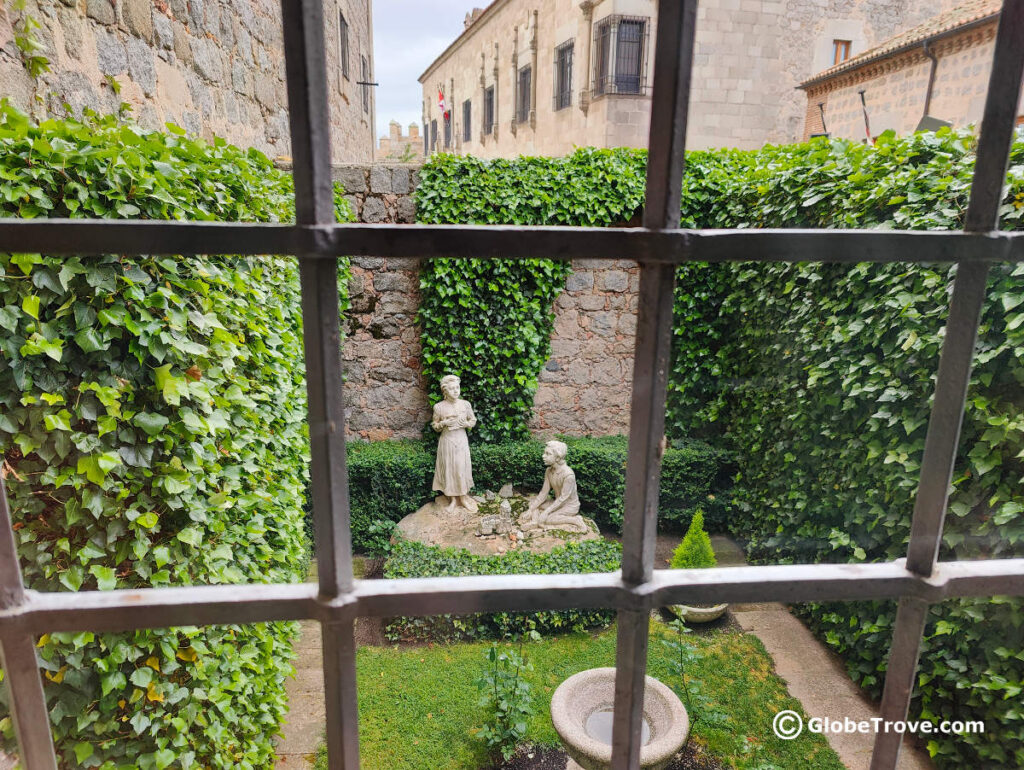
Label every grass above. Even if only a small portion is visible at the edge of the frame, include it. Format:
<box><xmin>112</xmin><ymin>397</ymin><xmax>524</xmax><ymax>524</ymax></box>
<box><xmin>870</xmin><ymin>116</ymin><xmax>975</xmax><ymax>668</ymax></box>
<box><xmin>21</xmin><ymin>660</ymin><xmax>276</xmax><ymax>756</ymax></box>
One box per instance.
<box><xmin>312</xmin><ymin>620</ymin><xmax>844</xmax><ymax>770</ymax></box>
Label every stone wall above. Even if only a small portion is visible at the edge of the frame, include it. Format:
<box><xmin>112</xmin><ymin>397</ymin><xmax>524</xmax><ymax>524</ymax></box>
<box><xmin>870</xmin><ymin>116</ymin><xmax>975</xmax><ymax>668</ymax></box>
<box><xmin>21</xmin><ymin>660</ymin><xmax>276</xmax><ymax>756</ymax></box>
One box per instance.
<box><xmin>0</xmin><ymin>0</ymin><xmax>374</xmax><ymax>162</ymax></box>
<box><xmin>335</xmin><ymin>163</ymin><xmax>639</xmax><ymax>440</ymax></box>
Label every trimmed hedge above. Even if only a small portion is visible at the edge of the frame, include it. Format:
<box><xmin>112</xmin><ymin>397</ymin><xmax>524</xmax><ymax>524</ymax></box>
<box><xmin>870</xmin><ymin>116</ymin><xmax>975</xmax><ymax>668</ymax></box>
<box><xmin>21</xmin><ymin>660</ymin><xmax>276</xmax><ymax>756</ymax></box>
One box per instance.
<box><xmin>417</xmin><ymin>134</ymin><xmax>1024</xmax><ymax>767</ymax></box>
<box><xmin>346</xmin><ymin>435</ymin><xmax>732</xmax><ymax>553</ymax></box>
<box><xmin>383</xmin><ymin>538</ymin><xmax>622</xmax><ymax>641</ymax></box>
<box><xmin>0</xmin><ymin>105</ymin><xmax>351</xmax><ymax>768</ymax></box>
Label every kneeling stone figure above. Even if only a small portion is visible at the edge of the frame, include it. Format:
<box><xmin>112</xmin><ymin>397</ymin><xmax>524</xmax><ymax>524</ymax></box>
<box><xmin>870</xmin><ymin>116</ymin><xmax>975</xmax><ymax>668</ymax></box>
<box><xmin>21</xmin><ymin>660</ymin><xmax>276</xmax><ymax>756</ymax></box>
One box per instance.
<box><xmin>520</xmin><ymin>440</ymin><xmax>589</xmax><ymax>535</ymax></box>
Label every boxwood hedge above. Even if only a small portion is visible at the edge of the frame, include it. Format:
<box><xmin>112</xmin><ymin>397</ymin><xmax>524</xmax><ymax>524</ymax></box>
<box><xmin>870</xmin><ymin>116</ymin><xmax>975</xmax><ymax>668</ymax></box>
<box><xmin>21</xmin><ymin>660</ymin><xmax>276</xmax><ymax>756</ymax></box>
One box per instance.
<box><xmin>383</xmin><ymin>538</ymin><xmax>622</xmax><ymax>642</ymax></box>
<box><xmin>346</xmin><ymin>435</ymin><xmax>731</xmax><ymax>553</ymax></box>
<box><xmin>0</xmin><ymin>105</ymin><xmax>351</xmax><ymax>768</ymax></box>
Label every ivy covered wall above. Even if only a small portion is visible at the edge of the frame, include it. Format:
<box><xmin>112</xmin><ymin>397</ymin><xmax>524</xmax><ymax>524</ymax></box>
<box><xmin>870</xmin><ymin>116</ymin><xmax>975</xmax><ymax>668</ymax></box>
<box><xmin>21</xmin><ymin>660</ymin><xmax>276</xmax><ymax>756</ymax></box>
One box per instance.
<box><xmin>0</xmin><ymin>106</ymin><xmax>352</xmax><ymax>768</ymax></box>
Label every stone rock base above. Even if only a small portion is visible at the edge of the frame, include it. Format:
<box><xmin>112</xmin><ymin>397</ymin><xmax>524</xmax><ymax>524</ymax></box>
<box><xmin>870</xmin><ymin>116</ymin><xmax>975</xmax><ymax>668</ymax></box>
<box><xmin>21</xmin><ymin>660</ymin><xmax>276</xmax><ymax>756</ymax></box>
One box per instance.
<box><xmin>394</xmin><ymin>492</ymin><xmax>600</xmax><ymax>557</ymax></box>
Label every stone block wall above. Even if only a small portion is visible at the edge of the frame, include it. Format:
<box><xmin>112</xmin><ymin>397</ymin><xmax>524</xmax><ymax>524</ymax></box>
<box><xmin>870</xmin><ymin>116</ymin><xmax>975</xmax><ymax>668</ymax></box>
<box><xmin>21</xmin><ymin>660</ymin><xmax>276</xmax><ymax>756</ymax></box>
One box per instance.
<box><xmin>0</xmin><ymin>0</ymin><xmax>373</xmax><ymax>162</ymax></box>
<box><xmin>334</xmin><ymin>163</ymin><xmax>641</xmax><ymax>440</ymax></box>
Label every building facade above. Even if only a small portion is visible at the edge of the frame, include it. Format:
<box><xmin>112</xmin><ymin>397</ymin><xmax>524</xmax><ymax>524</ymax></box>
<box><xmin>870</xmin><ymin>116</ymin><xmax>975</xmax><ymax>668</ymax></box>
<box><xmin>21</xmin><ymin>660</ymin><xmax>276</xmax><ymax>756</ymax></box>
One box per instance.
<box><xmin>0</xmin><ymin>0</ymin><xmax>375</xmax><ymax>161</ymax></box>
<box><xmin>799</xmin><ymin>0</ymin><xmax>1022</xmax><ymax>141</ymax></box>
<box><xmin>419</xmin><ymin>0</ymin><xmax>947</xmax><ymax>157</ymax></box>
<box><xmin>377</xmin><ymin>120</ymin><xmax>424</xmax><ymax>162</ymax></box>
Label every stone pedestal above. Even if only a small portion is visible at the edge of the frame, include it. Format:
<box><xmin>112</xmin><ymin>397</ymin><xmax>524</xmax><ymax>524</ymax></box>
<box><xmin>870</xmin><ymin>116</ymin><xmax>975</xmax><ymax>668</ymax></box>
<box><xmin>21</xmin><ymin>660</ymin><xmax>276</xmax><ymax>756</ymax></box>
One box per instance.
<box><xmin>394</xmin><ymin>491</ymin><xmax>600</xmax><ymax>556</ymax></box>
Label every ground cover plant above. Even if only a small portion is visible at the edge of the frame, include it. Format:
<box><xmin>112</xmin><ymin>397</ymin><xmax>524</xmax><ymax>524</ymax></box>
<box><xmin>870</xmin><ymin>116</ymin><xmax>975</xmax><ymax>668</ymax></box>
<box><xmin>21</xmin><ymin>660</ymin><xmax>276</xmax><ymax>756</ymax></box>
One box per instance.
<box><xmin>313</xmin><ymin>622</ymin><xmax>844</xmax><ymax>770</ymax></box>
<box><xmin>416</xmin><ymin>132</ymin><xmax>1024</xmax><ymax>766</ymax></box>
<box><xmin>0</xmin><ymin>104</ymin><xmax>352</xmax><ymax>767</ymax></box>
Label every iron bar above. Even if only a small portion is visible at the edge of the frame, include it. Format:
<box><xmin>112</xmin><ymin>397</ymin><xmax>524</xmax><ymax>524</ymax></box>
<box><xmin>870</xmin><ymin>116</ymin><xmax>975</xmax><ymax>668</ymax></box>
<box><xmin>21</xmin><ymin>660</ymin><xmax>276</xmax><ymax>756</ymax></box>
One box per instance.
<box><xmin>280</xmin><ymin>0</ymin><xmax>360</xmax><ymax>767</ymax></box>
<box><xmin>1</xmin><ymin>220</ymin><xmax>1021</xmax><ymax>263</ymax></box>
<box><xmin>1</xmin><ymin>479</ymin><xmax>58</xmax><ymax>769</ymax></box>
<box><xmin>6</xmin><ymin>559</ymin><xmax>1024</xmax><ymax>636</ymax></box>
<box><xmin>614</xmin><ymin>2</ymin><xmax>698</xmax><ymax>768</ymax></box>
<box><xmin>0</xmin><ymin>633</ymin><xmax>58</xmax><ymax>770</ymax></box>
<box><xmin>872</xmin><ymin>2</ymin><xmax>1024</xmax><ymax>767</ymax></box>
<box><xmin>869</xmin><ymin>598</ymin><xmax>931</xmax><ymax>770</ymax></box>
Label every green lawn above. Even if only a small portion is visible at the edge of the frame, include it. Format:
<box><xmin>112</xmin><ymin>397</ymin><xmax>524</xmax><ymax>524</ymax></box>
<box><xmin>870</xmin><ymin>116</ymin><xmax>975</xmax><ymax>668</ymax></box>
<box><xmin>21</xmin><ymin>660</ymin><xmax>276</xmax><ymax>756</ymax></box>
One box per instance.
<box><xmin>317</xmin><ymin>620</ymin><xmax>844</xmax><ymax>770</ymax></box>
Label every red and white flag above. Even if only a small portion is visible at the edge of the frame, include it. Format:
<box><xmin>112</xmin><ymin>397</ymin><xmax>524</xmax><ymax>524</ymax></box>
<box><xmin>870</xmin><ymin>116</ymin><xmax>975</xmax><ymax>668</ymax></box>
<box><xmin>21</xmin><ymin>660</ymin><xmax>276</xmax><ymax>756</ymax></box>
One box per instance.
<box><xmin>438</xmin><ymin>87</ymin><xmax>449</xmax><ymax>120</ymax></box>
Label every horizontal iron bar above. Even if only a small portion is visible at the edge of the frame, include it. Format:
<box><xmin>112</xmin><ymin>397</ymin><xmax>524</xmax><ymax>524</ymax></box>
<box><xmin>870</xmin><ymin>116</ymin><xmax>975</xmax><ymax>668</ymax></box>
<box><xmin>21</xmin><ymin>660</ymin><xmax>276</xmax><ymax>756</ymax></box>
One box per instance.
<box><xmin>0</xmin><ymin>220</ymin><xmax>1022</xmax><ymax>263</ymax></box>
<box><xmin>3</xmin><ymin>558</ymin><xmax>1023</xmax><ymax>635</ymax></box>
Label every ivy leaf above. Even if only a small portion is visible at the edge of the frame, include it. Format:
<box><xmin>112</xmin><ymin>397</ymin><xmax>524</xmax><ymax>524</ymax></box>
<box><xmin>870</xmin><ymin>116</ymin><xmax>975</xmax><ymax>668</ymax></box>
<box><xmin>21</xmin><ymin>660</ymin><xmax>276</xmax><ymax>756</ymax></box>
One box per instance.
<box><xmin>134</xmin><ymin>412</ymin><xmax>169</xmax><ymax>437</ymax></box>
<box><xmin>21</xmin><ymin>293</ymin><xmax>40</xmax><ymax>319</ymax></box>
<box><xmin>89</xmin><ymin>565</ymin><xmax>116</xmax><ymax>591</ymax></box>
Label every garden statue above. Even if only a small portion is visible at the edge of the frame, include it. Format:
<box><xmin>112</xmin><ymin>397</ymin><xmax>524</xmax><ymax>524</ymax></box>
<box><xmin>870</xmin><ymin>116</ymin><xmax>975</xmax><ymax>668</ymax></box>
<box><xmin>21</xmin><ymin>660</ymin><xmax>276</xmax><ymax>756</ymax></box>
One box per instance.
<box><xmin>431</xmin><ymin>374</ymin><xmax>478</xmax><ymax>514</ymax></box>
<box><xmin>519</xmin><ymin>440</ymin><xmax>589</xmax><ymax>534</ymax></box>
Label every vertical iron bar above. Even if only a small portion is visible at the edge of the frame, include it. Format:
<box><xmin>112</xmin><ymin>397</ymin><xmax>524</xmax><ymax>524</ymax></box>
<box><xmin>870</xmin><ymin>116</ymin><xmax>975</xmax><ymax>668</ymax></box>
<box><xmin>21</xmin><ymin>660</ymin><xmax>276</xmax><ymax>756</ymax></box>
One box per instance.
<box><xmin>872</xmin><ymin>2</ymin><xmax>1024</xmax><ymax>767</ymax></box>
<box><xmin>280</xmin><ymin>0</ymin><xmax>359</xmax><ymax>768</ymax></box>
<box><xmin>0</xmin><ymin>477</ymin><xmax>58</xmax><ymax>769</ymax></box>
<box><xmin>612</xmin><ymin>3</ymin><xmax>697</xmax><ymax>770</ymax></box>
<box><xmin>869</xmin><ymin>599</ymin><xmax>930</xmax><ymax>770</ymax></box>
<box><xmin>905</xmin><ymin>0</ymin><xmax>1024</xmax><ymax>576</ymax></box>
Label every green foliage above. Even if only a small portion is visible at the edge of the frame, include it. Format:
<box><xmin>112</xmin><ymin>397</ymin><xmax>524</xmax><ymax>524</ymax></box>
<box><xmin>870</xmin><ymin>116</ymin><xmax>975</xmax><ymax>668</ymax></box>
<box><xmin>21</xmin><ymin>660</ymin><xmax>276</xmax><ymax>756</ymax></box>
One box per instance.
<box><xmin>316</xmin><ymin>623</ymin><xmax>843</xmax><ymax>770</ymax></box>
<box><xmin>661</xmin><ymin>619</ymin><xmax>728</xmax><ymax>745</ymax></box>
<box><xmin>383</xmin><ymin>538</ymin><xmax>621</xmax><ymax>641</ymax></box>
<box><xmin>416</xmin><ymin>149</ymin><xmax>648</xmax><ymax>442</ymax></box>
<box><xmin>670</xmin><ymin>509</ymin><xmax>716</xmax><ymax>570</ymax></box>
<box><xmin>415</xmin><ymin>257</ymin><xmax>570</xmax><ymax>443</ymax></box>
<box><xmin>475</xmin><ymin>636</ymin><xmax>539</xmax><ymax>764</ymax></box>
<box><xmin>343</xmin><ymin>436</ymin><xmax>731</xmax><ymax>551</ymax></box>
<box><xmin>0</xmin><ymin>103</ymin><xmax>352</xmax><ymax>767</ymax></box>
<box><xmin>666</xmin><ymin>128</ymin><xmax>1024</xmax><ymax>768</ymax></box>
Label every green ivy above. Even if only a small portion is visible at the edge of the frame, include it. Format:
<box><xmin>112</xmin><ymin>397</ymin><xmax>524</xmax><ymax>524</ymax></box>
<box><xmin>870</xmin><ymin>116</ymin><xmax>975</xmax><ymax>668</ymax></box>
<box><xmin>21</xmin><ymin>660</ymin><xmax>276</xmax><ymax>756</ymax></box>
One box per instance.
<box><xmin>415</xmin><ymin>149</ymin><xmax>647</xmax><ymax>442</ymax></box>
<box><xmin>0</xmin><ymin>103</ymin><xmax>353</xmax><ymax>768</ymax></box>
<box><xmin>383</xmin><ymin>538</ymin><xmax>622</xmax><ymax>642</ymax></box>
<box><xmin>669</xmin><ymin>129</ymin><xmax>1024</xmax><ymax>768</ymax></box>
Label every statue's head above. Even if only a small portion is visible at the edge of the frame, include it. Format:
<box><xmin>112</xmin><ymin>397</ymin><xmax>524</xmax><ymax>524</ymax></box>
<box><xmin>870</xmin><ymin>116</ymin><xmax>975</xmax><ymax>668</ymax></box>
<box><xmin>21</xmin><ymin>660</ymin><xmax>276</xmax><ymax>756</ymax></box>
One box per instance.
<box><xmin>543</xmin><ymin>440</ymin><xmax>568</xmax><ymax>466</ymax></box>
<box><xmin>440</xmin><ymin>374</ymin><xmax>461</xmax><ymax>399</ymax></box>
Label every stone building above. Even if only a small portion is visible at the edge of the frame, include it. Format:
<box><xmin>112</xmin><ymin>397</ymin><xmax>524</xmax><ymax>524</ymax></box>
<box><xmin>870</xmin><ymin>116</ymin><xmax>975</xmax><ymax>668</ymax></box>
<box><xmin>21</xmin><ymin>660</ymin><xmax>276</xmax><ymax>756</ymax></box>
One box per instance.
<box><xmin>0</xmin><ymin>0</ymin><xmax>375</xmax><ymax>161</ymax></box>
<box><xmin>799</xmin><ymin>0</ymin><xmax>1022</xmax><ymax>141</ymax></box>
<box><xmin>377</xmin><ymin>120</ymin><xmax>424</xmax><ymax>162</ymax></box>
<box><xmin>418</xmin><ymin>0</ymin><xmax>945</xmax><ymax>156</ymax></box>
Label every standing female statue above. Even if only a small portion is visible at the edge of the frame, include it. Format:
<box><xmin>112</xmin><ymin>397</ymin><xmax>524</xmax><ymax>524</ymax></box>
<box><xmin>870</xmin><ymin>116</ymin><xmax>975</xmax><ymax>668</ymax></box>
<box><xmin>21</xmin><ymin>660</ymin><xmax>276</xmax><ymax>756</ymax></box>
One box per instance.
<box><xmin>431</xmin><ymin>374</ymin><xmax>478</xmax><ymax>514</ymax></box>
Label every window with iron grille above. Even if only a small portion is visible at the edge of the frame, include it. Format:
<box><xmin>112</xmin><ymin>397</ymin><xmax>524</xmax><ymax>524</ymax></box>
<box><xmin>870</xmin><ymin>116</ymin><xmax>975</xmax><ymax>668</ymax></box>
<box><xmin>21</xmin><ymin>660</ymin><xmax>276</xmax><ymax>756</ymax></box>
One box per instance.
<box><xmin>1</xmin><ymin>3</ymin><xmax>1023</xmax><ymax>770</ymax></box>
<box><xmin>484</xmin><ymin>85</ymin><xmax>495</xmax><ymax>134</ymax></box>
<box><xmin>360</xmin><ymin>55</ymin><xmax>369</xmax><ymax>112</ymax></box>
<box><xmin>517</xmin><ymin>64</ymin><xmax>532</xmax><ymax>123</ymax></box>
<box><xmin>554</xmin><ymin>40</ymin><xmax>574</xmax><ymax>110</ymax></box>
<box><xmin>593</xmin><ymin>15</ymin><xmax>650</xmax><ymax>96</ymax></box>
<box><xmin>462</xmin><ymin>99</ymin><xmax>472</xmax><ymax>143</ymax></box>
<box><xmin>444</xmin><ymin>113</ymin><xmax>452</xmax><ymax>147</ymax></box>
<box><xmin>339</xmin><ymin>12</ymin><xmax>349</xmax><ymax>80</ymax></box>
<box><xmin>430</xmin><ymin>118</ymin><xmax>437</xmax><ymax>152</ymax></box>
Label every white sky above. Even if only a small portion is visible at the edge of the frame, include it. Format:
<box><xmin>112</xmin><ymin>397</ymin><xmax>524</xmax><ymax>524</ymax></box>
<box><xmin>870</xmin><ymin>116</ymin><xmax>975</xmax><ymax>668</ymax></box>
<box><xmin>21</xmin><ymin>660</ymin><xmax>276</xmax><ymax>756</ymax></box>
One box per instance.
<box><xmin>372</xmin><ymin>0</ymin><xmax>482</xmax><ymax>141</ymax></box>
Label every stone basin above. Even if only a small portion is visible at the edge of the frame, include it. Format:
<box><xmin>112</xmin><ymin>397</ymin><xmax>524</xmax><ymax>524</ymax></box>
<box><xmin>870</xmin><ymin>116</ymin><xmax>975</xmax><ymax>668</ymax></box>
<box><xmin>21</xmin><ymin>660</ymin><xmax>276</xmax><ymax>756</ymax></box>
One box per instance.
<box><xmin>550</xmin><ymin>668</ymin><xmax>689</xmax><ymax>770</ymax></box>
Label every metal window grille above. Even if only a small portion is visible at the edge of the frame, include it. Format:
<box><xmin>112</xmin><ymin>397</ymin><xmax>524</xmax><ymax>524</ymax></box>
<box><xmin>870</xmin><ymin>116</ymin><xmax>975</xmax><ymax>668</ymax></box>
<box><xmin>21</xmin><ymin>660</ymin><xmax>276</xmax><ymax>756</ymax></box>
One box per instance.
<box><xmin>1</xmin><ymin>2</ymin><xmax>1024</xmax><ymax>770</ymax></box>
<box><xmin>339</xmin><ymin>12</ymin><xmax>349</xmax><ymax>80</ymax></box>
<box><xmin>360</xmin><ymin>55</ymin><xmax>369</xmax><ymax>112</ymax></box>
<box><xmin>463</xmin><ymin>100</ymin><xmax>472</xmax><ymax>143</ymax></box>
<box><xmin>484</xmin><ymin>86</ymin><xmax>495</xmax><ymax>135</ymax></box>
<box><xmin>430</xmin><ymin>118</ymin><xmax>437</xmax><ymax>152</ymax></box>
<box><xmin>517</xmin><ymin>64</ymin><xmax>532</xmax><ymax>123</ymax></box>
<box><xmin>554</xmin><ymin>40</ymin><xmax>574</xmax><ymax>110</ymax></box>
<box><xmin>593</xmin><ymin>15</ymin><xmax>650</xmax><ymax>96</ymax></box>
<box><xmin>444</xmin><ymin>114</ymin><xmax>452</xmax><ymax>148</ymax></box>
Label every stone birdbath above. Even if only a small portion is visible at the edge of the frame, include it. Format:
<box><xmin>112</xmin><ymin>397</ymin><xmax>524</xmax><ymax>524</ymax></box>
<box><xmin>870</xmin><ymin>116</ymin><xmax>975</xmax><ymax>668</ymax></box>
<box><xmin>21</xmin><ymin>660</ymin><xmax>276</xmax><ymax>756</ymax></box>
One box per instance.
<box><xmin>550</xmin><ymin>668</ymin><xmax>689</xmax><ymax>770</ymax></box>
<box><xmin>670</xmin><ymin>602</ymin><xmax>729</xmax><ymax>624</ymax></box>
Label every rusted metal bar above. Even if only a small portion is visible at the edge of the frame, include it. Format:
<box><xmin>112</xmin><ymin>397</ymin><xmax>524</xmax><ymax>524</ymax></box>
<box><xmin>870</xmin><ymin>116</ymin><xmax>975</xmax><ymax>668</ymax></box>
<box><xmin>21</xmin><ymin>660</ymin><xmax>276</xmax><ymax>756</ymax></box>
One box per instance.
<box><xmin>1</xmin><ymin>220</ymin><xmax>1022</xmax><ymax>263</ymax></box>
<box><xmin>873</xmin><ymin>2</ymin><xmax>1024</xmax><ymax>767</ymax></box>
<box><xmin>4</xmin><ymin>559</ymin><xmax>1024</xmax><ymax>636</ymax></box>
<box><xmin>614</xmin><ymin>2</ymin><xmax>698</xmax><ymax>769</ymax></box>
<box><xmin>280</xmin><ymin>0</ymin><xmax>360</xmax><ymax>767</ymax></box>
<box><xmin>0</xmin><ymin>478</ymin><xmax>57</xmax><ymax>769</ymax></box>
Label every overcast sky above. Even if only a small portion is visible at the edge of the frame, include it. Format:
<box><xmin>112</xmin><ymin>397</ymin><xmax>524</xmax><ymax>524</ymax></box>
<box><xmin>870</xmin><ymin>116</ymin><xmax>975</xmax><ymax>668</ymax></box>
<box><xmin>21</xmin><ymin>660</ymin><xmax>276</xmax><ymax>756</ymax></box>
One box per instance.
<box><xmin>372</xmin><ymin>0</ymin><xmax>482</xmax><ymax>141</ymax></box>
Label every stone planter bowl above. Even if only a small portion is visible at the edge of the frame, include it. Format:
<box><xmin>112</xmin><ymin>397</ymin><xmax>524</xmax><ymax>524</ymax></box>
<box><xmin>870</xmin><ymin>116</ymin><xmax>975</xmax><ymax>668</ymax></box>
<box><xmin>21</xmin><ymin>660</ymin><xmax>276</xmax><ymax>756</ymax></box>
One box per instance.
<box><xmin>670</xmin><ymin>603</ymin><xmax>729</xmax><ymax>623</ymax></box>
<box><xmin>550</xmin><ymin>667</ymin><xmax>689</xmax><ymax>770</ymax></box>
